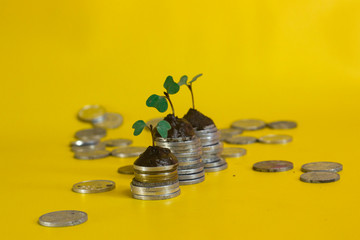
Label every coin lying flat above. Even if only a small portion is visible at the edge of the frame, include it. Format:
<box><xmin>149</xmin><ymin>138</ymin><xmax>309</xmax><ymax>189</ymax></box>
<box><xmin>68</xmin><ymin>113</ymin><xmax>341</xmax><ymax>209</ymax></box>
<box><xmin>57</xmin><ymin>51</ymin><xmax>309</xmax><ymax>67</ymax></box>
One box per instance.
<box><xmin>219</xmin><ymin>128</ymin><xmax>243</xmax><ymax>141</ymax></box>
<box><xmin>72</xmin><ymin>180</ymin><xmax>116</xmax><ymax>193</ymax></box>
<box><xmin>71</xmin><ymin>142</ymin><xmax>106</xmax><ymax>153</ymax></box>
<box><xmin>253</xmin><ymin>160</ymin><xmax>293</xmax><ymax>172</ymax></box>
<box><xmin>93</xmin><ymin>113</ymin><xmax>123</xmax><ymax>129</ymax></box>
<box><xmin>70</xmin><ymin>139</ymin><xmax>99</xmax><ymax>147</ymax></box>
<box><xmin>301</xmin><ymin>162</ymin><xmax>343</xmax><ymax>173</ymax></box>
<box><xmin>221</xmin><ymin>147</ymin><xmax>247</xmax><ymax>158</ymax></box>
<box><xmin>75</xmin><ymin>128</ymin><xmax>107</xmax><ymax>141</ymax></box>
<box><xmin>231</xmin><ymin>119</ymin><xmax>266</xmax><ymax>131</ymax></box>
<box><xmin>268</xmin><ymin>121</ymin><xmax>297</xmax><ymax>129</ymax></box>
<box><xmin>78</xmin><ymin>105</ymin><xmax>106</xmax><ymax>123</ymax></box>
<box><xmin>146</xmin><ymin>118</ymin><xmax>163</xmax><ymax>128</ymax></box>
<box><xmin>38</xmin><ymin>210</ymin><xmax>87</xmax><ymax>227</ymax></box>
<box><xmin>112</xmin><ymin>147</ymin><xmax>146</xmax><ymax>158</ymax></box>
<box><xmin>117</xmin><ymin>165</ymin><xmax>134</xmax><ymax>175</ymax></box>
<box><xmin>103</xmin><ymin>138</ymin><xmax>133</xmax><ymax>147</ymax></box>
<box><xmin>74</xmin><ymin>150</ymin><xmax>110</xmax><ymax>160</ymax></box>
<box><xmin>300</xmin><ymin>172</ymin><xmax>340</xmax><ymax>183</ymax></box>
<box><xmin>224</xmin><ymin>136</ymin><xmax>257</xmax><ymax>145</ymax></box>
<box><xmin>258</xmin><ymin>134</ymin><xmax>292</xmax><ymax>144</ymax></box>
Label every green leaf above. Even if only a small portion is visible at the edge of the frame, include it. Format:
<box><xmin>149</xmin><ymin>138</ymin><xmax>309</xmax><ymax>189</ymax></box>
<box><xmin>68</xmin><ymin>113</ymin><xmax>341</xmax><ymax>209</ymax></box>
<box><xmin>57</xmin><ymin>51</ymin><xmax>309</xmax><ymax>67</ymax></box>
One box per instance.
<box><xmin>189</xmin><ymin>73</ymin><xmax>203</xmax><ymax>83</ymax></box>
<box><xmin>156</xmin><ymin>120</ymin><xmax>172</xmax><ymax>138</ymax></box>
<box><xmin>146</xmin><ymin>94</ymin><xmax>168</xmax><ymax>112</ymax></box>
<box><xmin>178</xmin><ymin>75</ymin><xmax>188</xmax><ymax>86</ymax></box>
<box><xmin>132</xmin><ymin>120</ymin><xmax>146</xmax><ymax>136</ymax></box>
<box><xmin>163</xmin><ymin>76</ymin><xmax>180</xmax><ymax>94</ymax></box>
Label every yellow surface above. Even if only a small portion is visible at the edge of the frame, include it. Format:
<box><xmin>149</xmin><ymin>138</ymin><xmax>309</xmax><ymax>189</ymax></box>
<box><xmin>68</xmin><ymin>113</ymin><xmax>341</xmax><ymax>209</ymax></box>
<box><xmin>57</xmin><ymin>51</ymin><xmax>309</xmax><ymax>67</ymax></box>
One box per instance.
<box><xmin>1</xmin><ymin>0</ymin><xmax>360</xmax><ymax>239</ymax></box>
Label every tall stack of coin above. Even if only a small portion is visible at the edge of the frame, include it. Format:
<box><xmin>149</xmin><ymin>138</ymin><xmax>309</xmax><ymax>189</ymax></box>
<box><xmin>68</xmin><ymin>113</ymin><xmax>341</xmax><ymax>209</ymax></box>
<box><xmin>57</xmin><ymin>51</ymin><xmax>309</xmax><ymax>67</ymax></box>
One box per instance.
<box><xmin>155</xmin><ymin>136</ymin><xmax>205</xmax><ymax>185</ymax></box>
<box><xmin>194</xmin><ymin>124</ymin><xmax>227</xmax><ymax>172</ymax></box>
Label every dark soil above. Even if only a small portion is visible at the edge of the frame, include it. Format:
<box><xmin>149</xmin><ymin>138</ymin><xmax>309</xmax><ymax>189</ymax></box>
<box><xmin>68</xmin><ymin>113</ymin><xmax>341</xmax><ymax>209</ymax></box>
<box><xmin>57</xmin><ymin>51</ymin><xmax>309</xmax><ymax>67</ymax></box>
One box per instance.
<box><xmin>134</xmin><ymin>146</ymin><xmax>177</xmax><ymax>167</ymax></box>
<box><xmin>183</xmin><ymin>108</ymin><xmax>215</xmax><ymax>130</ymax></box>
<box><xmin>155</xmin><ymin>114</ymin><xmax>195</xmax><ymax>138</ymax></box>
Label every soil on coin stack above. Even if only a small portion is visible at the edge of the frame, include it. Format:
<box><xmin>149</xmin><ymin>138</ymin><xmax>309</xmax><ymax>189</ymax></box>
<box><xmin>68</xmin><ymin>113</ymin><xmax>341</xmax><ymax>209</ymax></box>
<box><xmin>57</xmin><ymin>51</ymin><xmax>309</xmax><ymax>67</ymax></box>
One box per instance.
<box><xmin>183</xmin><ymin>108</ymin><xmax>215</xmax><ymax>130</ymax></box>
<box><xmin>155</xmin><ymin>114</ymin><xmax>195</xmax><ymax>138</ymax></box>
<box><xmin>134</xmin><ymin>146</ymin><xmax>178</xmax><ymax>167</ymax></box>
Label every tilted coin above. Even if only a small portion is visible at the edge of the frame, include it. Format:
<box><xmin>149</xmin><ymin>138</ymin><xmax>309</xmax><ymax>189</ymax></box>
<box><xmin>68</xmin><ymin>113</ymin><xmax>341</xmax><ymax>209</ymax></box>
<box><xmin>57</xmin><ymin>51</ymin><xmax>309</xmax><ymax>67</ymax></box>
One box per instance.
<box><xmin>221</xmin><ymin>147</ymin><xmax>247</xmax><ymax>158</ymax></box>
<box><xmin>112</xmin><ymin>146</ymin><xmax>146</xmax><ymax>158</ymax></box>
<box><xmin>117</xmin><ymin>165</ymin><xmax>134</xmax><ymax>175</ymax></box>
<box><xmin>146</xmin><ymin>118</ymin><xmax>163</xmax><ymax>129</ymax></box>
<box><xmin>78</xmin><ymin>105</ymin><xmax>106</xmax><ymax>123</ymax></box>
<box><xmin>225</xmin><ymin>136</ymin><xmax>257</xmax><ymax>145</ymax></box>
<box><xmin>267</xmin><ymin>121</ymin><xmax>297</xmax><ymax>129</ymax></box>
<box><xmin>258</xmin><ymin>134</ymin><xmax>292</xmax><ymax>144</ymax></box>
<box><xmin>300</xmin><ymin>172</ymin><xmax>340</xmax><ymax>183</ymax></box>
<box><xmin>231</xmin><ymin>119</ymin><xmax>266</xmax><ymax>131</ymax></box>
<box><xmin>75</xmin><ymin>128</ymin><xmax>107</xmax><ymax>141</ymax></box>
<box><xmin>253</xmin><ymin>160</ymin><xmax>293</xmax><ymax>172</ymax></box>
<box><xmin>74</xmin><ymin>150</ymin><xmax>110</xmax><ymax>160</ymax></box>
<box><xmin>301</xmin><ymin>162</ymin><xmax>343</xmax><ymax>173</ymax></box>
<box><xmin>103</xmin><ymin>138</ymin><xmax>133</xmax><ymax>147</ymax></box>
<box><xmin>72</xmin><ymin>180</ymin><xmax>115</xmax><ymax>193</ymax></box>
<box><xmin>71</xmin><ymin>142</ymin><xmax>106</xmax><ymax>153</ymax></box>
<box><xmin>38</xmin><ymin>210</ymin><xmax>87</xmax><ymax>227</ymax></box>
<box><xmin>93</xmin><ymin>113</ymin><xmax>123</xmax><ymax>129</ymax></box>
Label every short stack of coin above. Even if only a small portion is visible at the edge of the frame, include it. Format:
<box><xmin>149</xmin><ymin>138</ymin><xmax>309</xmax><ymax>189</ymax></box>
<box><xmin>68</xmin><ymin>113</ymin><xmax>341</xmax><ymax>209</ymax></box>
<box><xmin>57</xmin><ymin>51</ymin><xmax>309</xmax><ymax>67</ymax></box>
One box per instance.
<box><xmin>194</xmin><ymin>124</ymin><xmax>227</xmax><ymax>172</ymax></box>
<box><xmin>130</xmin><ymin>164</ymin><xmax>181</xmax><ymax>200</ymax></box>
<box><xmin>155</xmin><ymin>136</ymin><xmax>205</xmax><ymax>185</ymax></box>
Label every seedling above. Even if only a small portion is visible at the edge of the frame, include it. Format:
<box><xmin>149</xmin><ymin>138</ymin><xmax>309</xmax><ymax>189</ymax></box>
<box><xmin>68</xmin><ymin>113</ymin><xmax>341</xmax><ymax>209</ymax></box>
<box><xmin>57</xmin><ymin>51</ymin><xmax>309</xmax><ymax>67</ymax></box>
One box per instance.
<box><xmin>132</xmin><ymin>120</ymin><xmax>171</xmax><ymax>146</ymax></box>
<box><xmin>178</xmin><ymin>73</ymin><xmax>203</xmax><ymax>109</ymax></box>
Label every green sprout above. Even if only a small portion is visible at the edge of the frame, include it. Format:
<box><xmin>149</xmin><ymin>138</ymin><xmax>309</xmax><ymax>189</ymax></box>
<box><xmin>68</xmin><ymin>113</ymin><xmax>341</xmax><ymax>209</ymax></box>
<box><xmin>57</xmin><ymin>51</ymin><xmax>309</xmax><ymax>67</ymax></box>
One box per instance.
<box><xmin>178</xmin><ymin>73</ymin><xmax>203</xmax><ymax>109</ymax></box>
<box><xmin>146</xmin><ymin>76</ymin><xmax>180</xmax><ymax>115</ymax></box>
<box><xmin>132</xmin><ymin>120</ymin><xmax>171</xmax><ymax>146</ymax></box>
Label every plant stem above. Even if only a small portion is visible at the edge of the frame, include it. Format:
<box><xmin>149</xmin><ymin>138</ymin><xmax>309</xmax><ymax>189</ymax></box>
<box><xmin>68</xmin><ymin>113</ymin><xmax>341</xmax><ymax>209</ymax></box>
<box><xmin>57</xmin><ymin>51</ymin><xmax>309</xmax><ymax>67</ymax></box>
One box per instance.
<box><xmin>164</xmin><ymin>91</ymin><xmax>175</xmax><ymax>115</ymax></box>
<box><xmin>148</xmin><ymin>125</ymin><xmax>155</xmax><ymax>146</ymax></box>
<box><xmin>187</xmin><ymin>84</ymin><xmax>195</xmax><ymax>109</ymax></box>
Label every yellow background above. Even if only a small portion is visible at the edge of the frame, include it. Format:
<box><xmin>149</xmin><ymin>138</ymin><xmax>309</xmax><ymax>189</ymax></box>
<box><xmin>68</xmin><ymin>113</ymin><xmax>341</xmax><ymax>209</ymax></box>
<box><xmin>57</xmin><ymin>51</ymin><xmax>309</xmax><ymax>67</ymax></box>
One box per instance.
<box><xmin>1</xmin><ymin>0</ymin><xmax>359</xmax><ymax>239</ymax></box>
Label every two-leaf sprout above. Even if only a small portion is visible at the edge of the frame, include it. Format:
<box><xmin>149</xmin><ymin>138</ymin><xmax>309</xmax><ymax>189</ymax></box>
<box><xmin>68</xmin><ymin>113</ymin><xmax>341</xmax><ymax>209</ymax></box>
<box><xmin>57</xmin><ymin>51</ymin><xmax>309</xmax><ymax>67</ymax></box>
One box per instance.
<box><xmin>178</xmin><ymin>73</ymin><xmax>203</xmax><ymax>109</ymax></box>
<box><xmin>132</xmin><ymin>120</ymin><xmax>171</xmax><ymax>146</ymax></box>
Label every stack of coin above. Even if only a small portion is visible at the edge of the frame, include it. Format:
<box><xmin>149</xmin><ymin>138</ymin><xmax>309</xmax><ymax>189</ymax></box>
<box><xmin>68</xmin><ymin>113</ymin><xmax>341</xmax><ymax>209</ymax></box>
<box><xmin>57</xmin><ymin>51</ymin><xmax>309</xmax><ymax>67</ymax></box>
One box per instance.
<box><xmin>155</xmin><ymin>136</ymin><xmax>205</xmax><ymax>185</ymax></box>
<box><xmin>130</xmin><ymin>164</ymin><xmax>181</xmax><ymax>200</ymax></box>
<box><xmin>194</xmin><ymin>125</ymin><xmax>227</xmax><ymax>172</ymax></box>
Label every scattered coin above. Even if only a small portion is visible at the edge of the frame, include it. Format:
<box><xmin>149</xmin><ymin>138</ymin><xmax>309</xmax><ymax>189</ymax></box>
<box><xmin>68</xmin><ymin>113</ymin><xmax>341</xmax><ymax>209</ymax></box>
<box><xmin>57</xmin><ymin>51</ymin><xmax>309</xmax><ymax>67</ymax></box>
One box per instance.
<box><xmin>221</xmin><ymin>147</ymin><xmax>247</xmax><ymax>158</ymax></box>
<box><xmin>75</xmin><ymin>128</ymin><xmax>107</xmax><ymax>141</ymax></box>
<box><xmin>253</xmin><ymin>160</ymin><xmax>293</xmax><ymax>172</ymax></box>
<box><xmin>258</xmin><ymin>134</ymin><xmax>292</xmax><ymax>144</ymax></box>
<box><xmin>224</xmin><ymin>136</ymin><xmax>257</xmax><ymax>145</ymax></box>
<box><xmin>70</xmin><ymin>139</ymin><xmax>99</xmax><ymax>147</ymax></box>
<box><xmin>72</xmin><ymin>180</ymin><xmax>116</xmax><ymax>193</ymax></box>
<box><xmin>71</xmin><ymin>142</ymin><xmax>106</xmax><ymax>153</ymax></box>
<box><xmin>112</xmin><ymin>147</ymin><xmax>146</xmax><ymax>158</ymax></box>
<box><xmin>38</xmin><ymin>210</ymin><xmax>88</xmax><ymax>227</ymax></box>
<box><xmin>103</xmin><ymin>138</ymin><xmax>133</xmax><ymax>147</ymax></box>
<box><xmin>146</xmin><ymin>118</ymin><xmax>163</xmax><ymax>129</ymax></box>
<box><xmin>231</xmin><ymin>119</ymin><xmax>266</xmax><ymax>131</ymax></box>
<box><xmin>93</xmin><ymin>113</ymin><xmax>123</xmax><ymax>129</ymax></box>
<box><xmin>78</xmin><ymin>105</ymin><xmax>106</xmax><ymax>123</ymax></box>
<box><xmin>74</xmin><ymin>150</ymin><xmax>110</xmax><ymax>160</ymax></box>
<box><xmin>301</xmin><ymin>162</ymin><xmax>343</xmax><ymax>173</ymax></box>
<box><xmin>219</xmin><ymin>128</ymin><xmax>243</xmax><ymax>141</ymax></box>
<box><xmin>268</xmin><ymin>121</ymin><xmax>297</xmax><ymax>129</ymax></box>
<box><xmin>117</xmin><ymin>165</ymin><xmax>134</xmax><ymax>175</ymax></box>
<box><xmin>300</xmin><ymin>172</ymin><xmax>340</xmax><ymax>183</ymax></box>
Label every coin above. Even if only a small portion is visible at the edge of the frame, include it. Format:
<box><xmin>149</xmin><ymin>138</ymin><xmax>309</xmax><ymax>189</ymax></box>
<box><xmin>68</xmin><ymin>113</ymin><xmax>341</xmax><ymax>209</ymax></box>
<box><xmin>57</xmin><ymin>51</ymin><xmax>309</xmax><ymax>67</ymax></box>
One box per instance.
<box><xmin>179</xmin><ymin>176</ymin><xmax>205</xmax><ymax>185</ymax></box>
<box><xmin>75</xmin><ymin>128</ymin><xmax>106</xmax><ymax>141</ymax></box>
<box><xmin>103</xmin><ymin>138</ymin><xmax>133</xmax><ymax>147</ymax></box>
<box><xmin>300</xmin><ymin>172</ymin><xmax>340</xmax><ymax>183</ymax></box>
<box><xmin>38</xmin><ymin>210</ymin><xmax>87</xmax><ymax>227</ymax></box>
<box><xmin>78</xmin><ymin>105</ymin><xmax>106</xmax><ymax>123</ymax></box>
<box><xmin>231</xmin><ymin>119</ymin><xmax>266</xmax><ymax>131</ymax></box>
<box><xmin>301</xmin><ymin>162</ymin><xmax>343</xmax><ymax>173</ymax></box>
<box><xmin>72</xmin><ymin>180</ymin><xmax>115</xmax><ymax>193</ymax></box>
<box><xmin>70</xmin><ymin>139</ymin><xmax>99</xmax><ymax>147</ymax></box>
<box><xmin>205</xmin><ymin>162</ymin><xmax>228</xmax><ymax>172</ymax></box>
<box><xmin>93</xmin><ymin>113</ymin><xmax>123</xmax><ymax>129</ymax></box>
<box><xmin>111</xmin><ymin>146</ymin><xmax>146</xmax><ymax>158</ymax></box>
<box><xmin>219</xmin><ymin>128</ymin><xmax>243</xmax><ymax>141</ymax></box>
<box><xmin>253</xmin><ymin>160</ymin><xmax>293</xmax><ymax>172</ymax></box>
<box><xmin>74</xmin><ymin>150</ymin><xmax>110</xmax><ymax>160</ymax></box>
<box><xmin>224</xmin><ymin>136</ymin><xmax>257</xmax><ymax>145</ymax></box>
<box><xmin>132</xmin><ymin>189</ymin><xmax>181</xmax><ymax>200</ymax></box>
<box><xmin>71</xmin><ymin>142</ymin><xmax>106</xmax><ymax>153</ymax></box>
<box><xmin>258</xmin><ymin>134</ymin><xmax>292</xmax><ymax>144</ymax></box>
<box><xmin>117</xmin><ymin>165</ymin><xmax>134</xmax><ymax>175</ymax></box>
<box><xmin>221</xmin><ymin>147</ymin><xmax>247</xmax><ymax>158</ymax></box>
<box><xmin>146</xmin><ymin>118</ymin><xmax>163</xmax><ymax>128</ymax></box>
<box><xmin>268</xmin><ymin>121</ymin><xmax>297</xmax><ymax>129</ymax></box>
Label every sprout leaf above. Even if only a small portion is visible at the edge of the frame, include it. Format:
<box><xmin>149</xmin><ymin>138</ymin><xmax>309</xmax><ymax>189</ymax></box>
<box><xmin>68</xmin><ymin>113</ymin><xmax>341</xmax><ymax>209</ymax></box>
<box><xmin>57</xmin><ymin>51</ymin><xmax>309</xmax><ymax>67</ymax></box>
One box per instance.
<box><xmin>132</xmin><ymin>120</ymin><xmax>146</xmax><ymax>136</ymax></box>
<box><xmin>189</xmin><ymin>73</ymin><xmax>203</xmax><ymax>83</ymax></box>
<box><xmin>156</xmin><ymin>120</ymin><xmax>171</xmax><ymax>138</ymax></box>
<box><xmin>163</xmin><ymin>76</ymin><xmax>180</xmax><ymax>94</ymax></box>
<box><xmin>146</xmin><ymin>94</ymin><xmax>168</xmax><ymax>112</ymax></box>
<box><xmin>178</xmin><ymin>75</ymin><xmax>188</xmax><ymax>86</ymax></box>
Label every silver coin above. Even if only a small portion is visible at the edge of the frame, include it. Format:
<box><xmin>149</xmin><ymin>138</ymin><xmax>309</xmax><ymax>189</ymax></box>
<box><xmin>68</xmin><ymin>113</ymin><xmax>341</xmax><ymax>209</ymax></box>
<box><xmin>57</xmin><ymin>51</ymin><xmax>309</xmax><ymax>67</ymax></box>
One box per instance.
<box><xmin>258</xmin><ymin>134</ymin><xmax>292</xmax><ymax>144</ymax></box>
<box><xmin>38</xmin><ymin>210</ymin><xmax>87</xmax><ymax>227</ymax></box>
<box><xmin>71</xmin><ymin>142</ymin><xmax>106</xmax><ymax>153</ymax></box>
<box><xmin>204</xmin><ymin>158</ymin><xmax>227</xmax><ymax>168</ymax></box>
<box><xmin>225</xmin><ymin>136</ymin><xmax>257</xmax><ymax>145</ymax></box>
<box><xmin>221</xmin><ymin>147</ymin><xmax>247</xmax><ymax>158</ymax></box>
<box><xmin>146</xmin><ymin>118</ymin><xmax>163</xmax><ymax>128</ymax></box>
<box><xmin>219</xmin><ymin>128</ymin><xmax>243</xmax><ymax>141</ymax></box>
<box><xmin>132</xmin><ymin>189</ymin><xmax>181</xmax><ymax>200</ymax></box>
<box><xmin>178</xmin><ymin>171</ymin><xmax>205</xmax><ymax>180</ymax></box>
<box><xmin>179</xmin><ymin>176</ymin><xmax>205</xmax><ymax>185</ymax></box>
<box><xmin>301</xmin><ymin>162</ymin><xmax>343</xmax><ymax>173</ymax></box>
<box><xmin>75</xmin><ymin>128</ymin><xmax>107</xmax><ymax>141</ymax></box>
<box><xmin>70</xmin><ymin>139</ymin><xmax>99</xmax><ymax>147</ymax></box>
<box><xmin>117</xmin><ymin>165</ymin><xmax>134</xmax><ymax>175</ymax></box>
<box><xmin>300</xmin><ymin>172</ymin><xmax>340</xmax><ymax>183</ymax></box>
<box><xmin>231</xmin><ymin>119</ymin><xmax>266</xmax><ymax>131</ymax></box>
<box><xmin>74</xmin><ymin>150</ymin><xmax>110</xmax><ymax>160</ymax></box>
<box><xmin>253</xmin><ymin>160</ymin><xmax>293</xmax><ymax>172</ymax></box>
<box><xmin>103</xmin><ymin>138</ymin><xmax>133</xmax><ymax>147</ymax></box>
<box><xmin>133</xmin><ymin>164</ymin><xmax>177</xmax><ymax>172</ymax></box>
<box><xmin>111</xmin><ymin>146</ymin><xmax>146</xmax><ymax>158</ymax></box>
<box><xmin>78</xmin><ymin>105</ymin><xmax>106</xmax><ymax>123</ymax></box>
<box><xmin>93</xmin><ymin>113</ymin><xmax>123</xmax><ymax>129</ymax></box>
<box><xmin>72</xmin><ymin>180</ymin><xmax>115</xmax><ymax>193</ymax></box>
<box><xmin>205</xmin><ymin>162</ymin><xmax>228</xmax><ymax>172</ymax></box>
<box><xmin>268</xmin><ymin>121</ymin><xmax>297</xmax><ymax>129</ymax></box>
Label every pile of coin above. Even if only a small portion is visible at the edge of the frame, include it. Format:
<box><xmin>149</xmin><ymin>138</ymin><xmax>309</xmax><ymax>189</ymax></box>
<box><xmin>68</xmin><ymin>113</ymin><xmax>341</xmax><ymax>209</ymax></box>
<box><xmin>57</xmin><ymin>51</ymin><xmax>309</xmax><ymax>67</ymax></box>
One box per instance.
<box><xmin>300</xmin><ymin>162</ymin><xmax>342</xmax><ymax>183</ymax></box>
<box><xmin>194</xmin><ymin>124</ymin><xmax>227</xmax><ymax>172</ymax></box>
<box><xmin>155</xmin><ymin>136</ymin><xmax>205</xmax><ymax>185</ymax></box>
<box><xmin>130</xmin><ymin>164</ymin><xmax>181</xmax><ymax>200</ymax></box>
<box><xmin>78</xmin><ymin>104</ymin><xmax>123</xmax><ymax>129</ymax></box>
